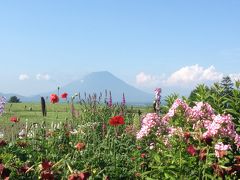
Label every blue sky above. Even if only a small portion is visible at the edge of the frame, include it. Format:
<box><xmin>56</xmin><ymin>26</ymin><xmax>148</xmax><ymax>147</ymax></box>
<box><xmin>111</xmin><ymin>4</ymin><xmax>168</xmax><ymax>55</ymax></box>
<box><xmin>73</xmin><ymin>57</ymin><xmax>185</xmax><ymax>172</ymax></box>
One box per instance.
<box><xmin>0</xmin><ymin>0</ymin><xmax>240</xmax><ymax>96</ymax></box>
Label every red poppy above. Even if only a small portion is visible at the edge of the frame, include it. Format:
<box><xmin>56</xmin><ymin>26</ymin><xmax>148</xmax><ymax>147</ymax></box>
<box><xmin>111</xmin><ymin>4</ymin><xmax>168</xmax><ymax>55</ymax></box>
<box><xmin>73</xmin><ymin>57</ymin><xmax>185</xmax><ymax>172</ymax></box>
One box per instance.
<box><xmin>50</xmin><ymin>94</ymin><xmax>59</xmax><ymax>104</ymax></box>
<box><xmin>75</xmin><ymin>142</ymin><xmax>86</xmax><ymax>151</ymax></box>
<box><xmin>187</xmin><ymin>145</ymin><xmax>197</xmax><ymax>156</ymax></box>
<box><xmin>61</xmin><ymin>92</ymin><xmax>68</xmax><ymax>99</ymax></box>
<box><xmin>10</xmin><ymin>116</ymin><xmax>19</xmax><ymax>123</ymax></box>
<box><xmin>109</xmin><ymin>116</ymin><xmax>125</xmax><ymax>126</ymax></box>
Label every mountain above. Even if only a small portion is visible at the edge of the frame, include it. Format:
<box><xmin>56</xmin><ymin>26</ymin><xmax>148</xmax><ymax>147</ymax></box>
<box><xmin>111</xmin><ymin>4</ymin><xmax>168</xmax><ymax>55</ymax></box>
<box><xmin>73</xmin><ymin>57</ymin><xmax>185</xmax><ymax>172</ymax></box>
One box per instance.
<box><xmin>55</xmin><ymin>71</ymin><xmax>153</xmax><ymax>103</ymax></box>
<box><xmin>39</xmin><ymin>71</ymin><xmax>153</xmax><ymax>104</ymax></box>
<box><xmin>1</xmin><ymin>71</ymin><xmax>154</xmax><ymax>104</ymax></box>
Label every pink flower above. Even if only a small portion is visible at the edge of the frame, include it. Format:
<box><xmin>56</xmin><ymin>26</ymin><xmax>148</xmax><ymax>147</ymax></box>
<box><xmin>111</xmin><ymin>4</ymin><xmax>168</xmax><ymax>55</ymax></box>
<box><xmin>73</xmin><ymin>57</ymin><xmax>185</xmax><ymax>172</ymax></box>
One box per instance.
<box><xmin>214</xmin><ymin>142</ymin><xmax>230</xmax><ymax>158</ymax></box>
<box><xmin>136</xmin><ymin>113</ymin><xmax>160</xmax><ymax>139</ymax></box>
<box><xmin>235</xmin><ymin>134</ymin><xmax>240</xmax><ymax>148</ymax></box>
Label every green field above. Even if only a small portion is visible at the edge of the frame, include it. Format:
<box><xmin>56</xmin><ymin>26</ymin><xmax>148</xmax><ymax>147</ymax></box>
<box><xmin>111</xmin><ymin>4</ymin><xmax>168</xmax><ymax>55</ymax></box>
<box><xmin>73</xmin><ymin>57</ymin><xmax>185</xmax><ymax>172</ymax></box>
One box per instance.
<box><xmin>0</xmin><ymin>102</ymin><xmax>151</xmax><ymax>139</ymax></box>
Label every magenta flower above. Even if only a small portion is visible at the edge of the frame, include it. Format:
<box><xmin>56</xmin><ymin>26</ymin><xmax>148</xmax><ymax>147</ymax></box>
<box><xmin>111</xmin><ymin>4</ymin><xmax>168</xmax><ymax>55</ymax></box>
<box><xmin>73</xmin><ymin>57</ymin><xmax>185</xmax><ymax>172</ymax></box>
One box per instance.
<box><xmin>122</xmin><ymin>93</ymin><xmax>126</xmax><ymax>106</ymax></box>
<box><xmin>108</xmin><ymin>91</ymin><xmax>112</xmax><ymax>107</ymax></box>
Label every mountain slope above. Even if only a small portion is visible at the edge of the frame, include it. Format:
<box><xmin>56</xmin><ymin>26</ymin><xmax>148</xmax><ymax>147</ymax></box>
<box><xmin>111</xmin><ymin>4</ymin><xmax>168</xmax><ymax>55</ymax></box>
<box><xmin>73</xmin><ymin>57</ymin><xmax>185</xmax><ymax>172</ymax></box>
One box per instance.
<box><xmin>59</xmin><ymin>71</ymin><xmax>153</xmax><ymax>103</ymax></box>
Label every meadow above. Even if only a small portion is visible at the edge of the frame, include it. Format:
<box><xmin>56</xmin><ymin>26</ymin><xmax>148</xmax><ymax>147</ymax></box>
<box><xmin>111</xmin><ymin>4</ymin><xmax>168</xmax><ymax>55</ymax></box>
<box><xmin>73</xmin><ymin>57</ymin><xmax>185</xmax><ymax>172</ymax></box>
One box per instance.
<box><xmin>0</xmin><ymin>78</ymin><xmax>240</xmax><ymax>179</ymax></box>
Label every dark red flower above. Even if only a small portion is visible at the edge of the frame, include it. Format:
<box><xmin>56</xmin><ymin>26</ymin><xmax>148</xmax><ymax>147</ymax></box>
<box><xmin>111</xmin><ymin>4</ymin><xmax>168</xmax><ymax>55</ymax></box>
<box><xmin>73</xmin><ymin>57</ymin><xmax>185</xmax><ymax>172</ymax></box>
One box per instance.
<box><xmin>68</xmin><ymin>172</ymin><xmax>90</xmax><ymax>180</ymax></box>
<box><xmin>203</xmin><ymin>136</ymin><xmax>213</xmax><ymax>146</ymax></box>
<box><xmin>41</xmin><ymin>170</ymin><xmax>54</xmax><ymax>180</ymax></box>
<box><xmin>0</xmin><ymin>140</ymin><xmax>7</xmax><ymax>147</ymax></box>
<box><xmin>0</xmin><ymin>163</ymin><xmax>11</xmax><ymax>180</ymax></box>
<box><xmin>41</xmin><ymin>160</ymin><xmax>53</xmax><ymax>171</ymax></box>
<box><xmin>50</xmin><ymin>94</ymin><xmax>59</xmax><ymax>104</ymax></box>
<box><xmin>109</xmin><ymin>116</ymin><xmax>125</xmax><ymax>126</ymax></box>
<box><xmin>187</xmin><ymin>145</ymin><xmax>197</xmax><ymax>156</ymax></box>
<box><xmin>61</xmin><ymin>92</ymin><xmax>68</xmax><ymax>99</ymax></box>
<box><xmin>10</xmin><ymin>116</ymin><xmax>19</xmax><ymax>123</ymax></box>
<box><xmin>19</xmin><ymin>164</ymin><xmax>30</xmax><ymax>174</ymax></box>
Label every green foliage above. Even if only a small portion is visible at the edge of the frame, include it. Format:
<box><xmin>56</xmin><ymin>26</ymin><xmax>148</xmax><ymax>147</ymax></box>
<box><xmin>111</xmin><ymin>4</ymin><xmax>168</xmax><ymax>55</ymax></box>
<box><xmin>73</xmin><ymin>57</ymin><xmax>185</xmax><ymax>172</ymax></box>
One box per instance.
<box><xmin>161</xmin><ymin>93</ymin><xmax>179</xmax><ymax>114</ymax></box>
<box><xmin>188</xmin><ymin>84</ymin><xmax>210</xmax><ymax>103</ymax></box>
<box><xmin>221</xmin><ymin>76</ymin><xmax>234</xmax><ymax>97</ymax></box>
<box><xmin>8</xmin><ymin>96</ymin><xmax>21</xmax><ymax>103</ymax></box>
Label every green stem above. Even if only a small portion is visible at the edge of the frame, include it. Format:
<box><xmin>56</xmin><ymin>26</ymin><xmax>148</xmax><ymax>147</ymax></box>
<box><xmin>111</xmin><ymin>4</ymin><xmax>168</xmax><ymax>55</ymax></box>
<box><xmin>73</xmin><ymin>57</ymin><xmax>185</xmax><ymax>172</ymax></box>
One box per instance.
<box><xmin>114</xmin><ymin>127</ymin><xmax>117</xmax><ymax>172</ymax></box>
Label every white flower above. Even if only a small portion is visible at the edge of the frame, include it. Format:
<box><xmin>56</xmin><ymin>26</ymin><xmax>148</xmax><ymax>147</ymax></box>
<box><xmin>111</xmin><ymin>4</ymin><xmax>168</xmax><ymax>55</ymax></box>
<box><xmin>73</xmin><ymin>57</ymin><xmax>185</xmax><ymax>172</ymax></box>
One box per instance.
<box><xmin>0</xmin><ymin>131</ymin><xmax>4</xmax><ymax>139</ymax></box>
<box><xmin>70</xmin><ymin>129</ymin><xmax>78</xmax><ymax>135</ymax></box>
<box><xmin>19</xmin><ymin>129</ymin><xmax>26</xmax><ymax>139</ymax></box>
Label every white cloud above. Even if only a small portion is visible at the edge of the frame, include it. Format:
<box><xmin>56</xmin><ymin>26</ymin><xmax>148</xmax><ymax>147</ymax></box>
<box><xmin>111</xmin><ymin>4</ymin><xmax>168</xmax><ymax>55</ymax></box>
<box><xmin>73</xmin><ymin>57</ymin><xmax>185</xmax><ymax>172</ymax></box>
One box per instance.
<box><xmin>135</xmin><ymin>65</ymin><xmax>229</xmax><ymax>90</ymax></box>
<box><xmin>166</xmin><ymin>64</ymin><xmax>223</xmax><ymax>86</ymax></box>
<box><xmin>136</xmin><ymin>72</ymin><xmax>165</xmax><ymax>87</ymax></box>
<box><xmin>36</xmin><ymin>74</ymin><xmax>50</xmax><ymax>80</ymax></box>
<box><xmin>19</xmin><ymin>74</ymin><xmax>30</xmax><ymax>81</ymax></box>
<box><xmin>136</xmin><ymin>72</ymin><xmax>154</xmax><ymax>84</ymax></box>
<box><xmin>229</xmin><ymin>73</ymin><xmax>240</xmax><ymax>81</ymax></box>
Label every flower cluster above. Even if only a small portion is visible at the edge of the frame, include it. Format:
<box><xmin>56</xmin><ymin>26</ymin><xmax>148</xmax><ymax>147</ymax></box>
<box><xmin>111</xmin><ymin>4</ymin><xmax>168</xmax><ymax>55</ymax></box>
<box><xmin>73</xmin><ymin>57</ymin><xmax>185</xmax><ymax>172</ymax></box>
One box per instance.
<box><xmin>0</xmin><ymin>96</ymin><xmax>6</xmax><ymax>116</ymax></box>
<box><xmin>136</xmin><ymin>113</ymin><xmax>160</xmax><ymax>139</ymax></box>
<box><xmin>137</xmin><ymin>98</ymin><xmax>240</xmax><ymax>158</ymax></box>
<box><xmin>203</xmin><ymin>114</ymin><xmax>236</xmax><ymax>140</ymax></box>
